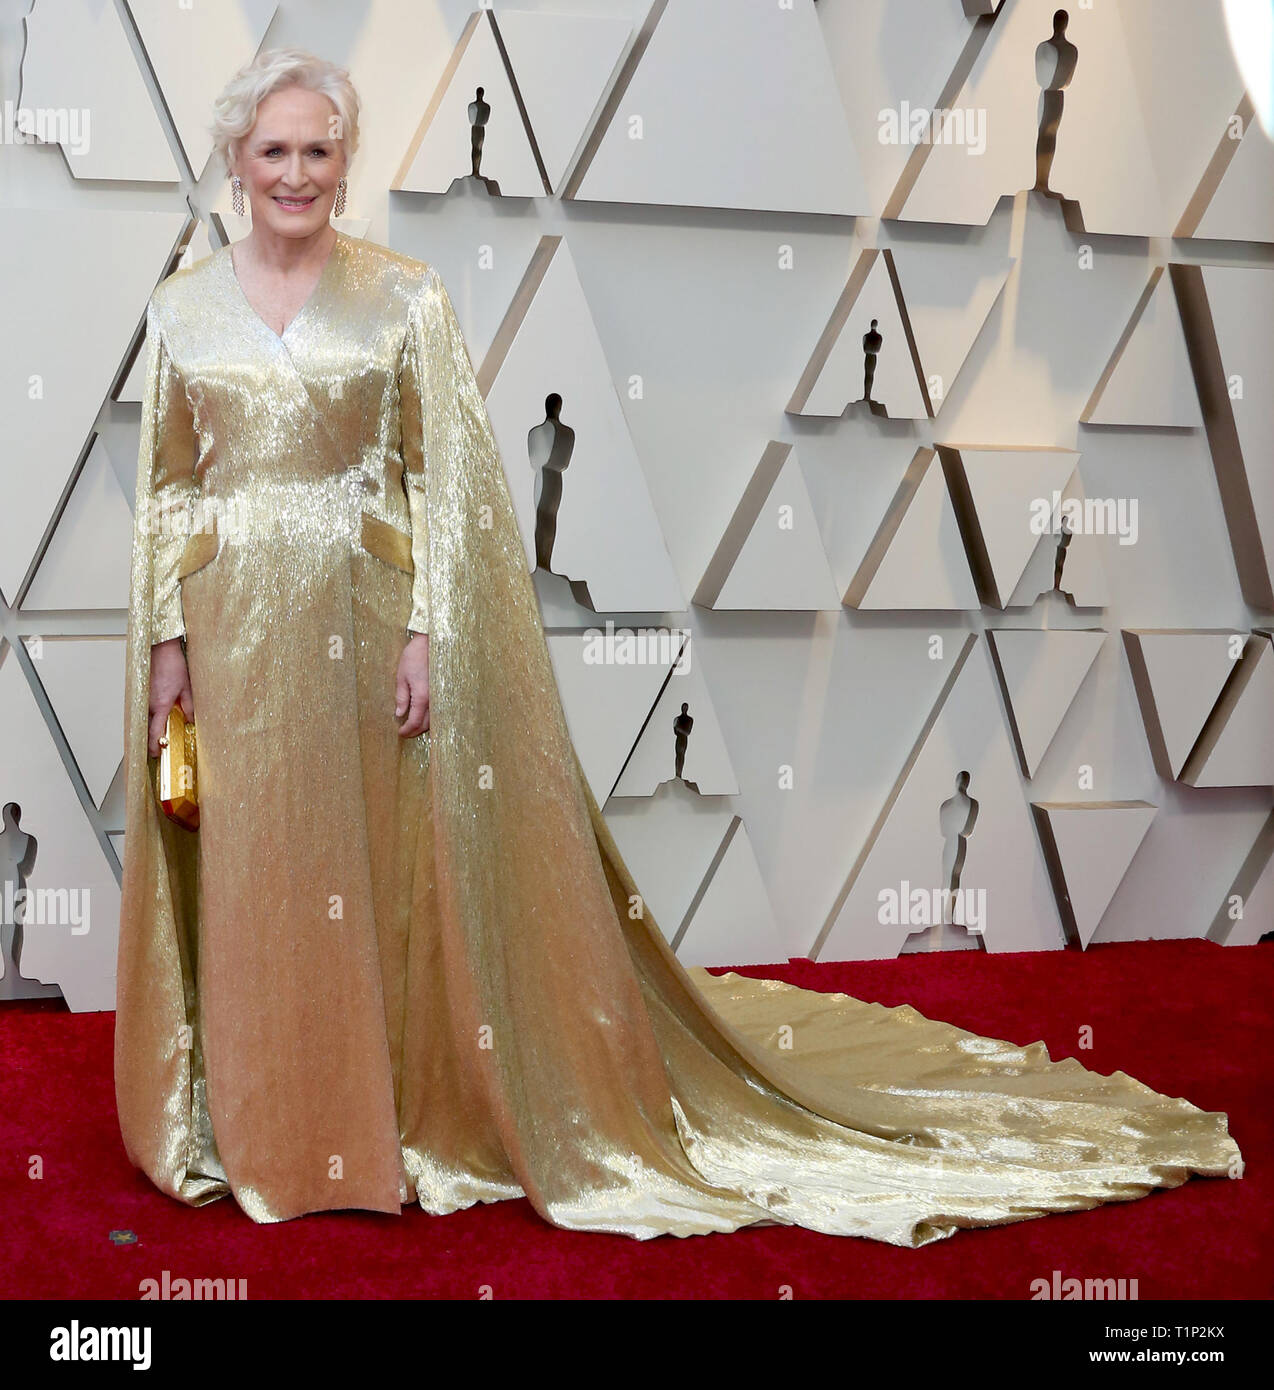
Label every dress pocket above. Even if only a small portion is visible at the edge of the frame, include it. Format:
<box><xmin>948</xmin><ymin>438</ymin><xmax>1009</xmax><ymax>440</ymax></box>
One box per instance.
<box><xmin>176</xmin><ymin>520</ymin><xmax>222</xmax><ymax>581</ymax></box>
<box><xmin>359</xmin><ymin>511</ymin><xmax>414</xmax><ymax>575</ymax></box>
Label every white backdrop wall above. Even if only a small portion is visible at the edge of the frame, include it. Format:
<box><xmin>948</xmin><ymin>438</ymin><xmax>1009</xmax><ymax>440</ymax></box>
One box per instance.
<box><xmin>0</xmin><ymin>0</ymin><xmax>1272</xmax><ymax>1011</ymax></box>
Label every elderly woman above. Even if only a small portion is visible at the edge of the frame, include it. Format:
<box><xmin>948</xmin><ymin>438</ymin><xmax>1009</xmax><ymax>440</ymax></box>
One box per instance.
<box><xmin>116</xmin><ymin>48</ymin><xmax>1240</xmax><ymax>1240</ymax></box>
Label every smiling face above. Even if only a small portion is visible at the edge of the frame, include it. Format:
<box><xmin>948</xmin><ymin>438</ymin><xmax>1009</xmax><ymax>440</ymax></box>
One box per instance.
<box><xmin>232</xmin><ymin>84</ymin><xmax>346</xmax><ymax>237</ymax></box>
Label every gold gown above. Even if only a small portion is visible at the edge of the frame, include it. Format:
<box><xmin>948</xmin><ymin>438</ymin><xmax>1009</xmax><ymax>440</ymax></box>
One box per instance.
<box><xmin>117</xmin><ymin>229</ymin><xmax>1241</xmax><ymax>1241</ymax></box>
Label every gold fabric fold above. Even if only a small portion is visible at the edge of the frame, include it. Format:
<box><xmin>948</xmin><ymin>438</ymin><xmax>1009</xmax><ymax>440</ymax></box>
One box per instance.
<box><xmin>117</xmin><ymin>232</ymin><xmax>1242</xmax><ymax>1244</ymax></box>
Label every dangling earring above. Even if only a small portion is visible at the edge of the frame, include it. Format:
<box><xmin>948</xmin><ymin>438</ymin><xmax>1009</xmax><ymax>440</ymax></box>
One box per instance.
<box><xmin>333</xmin><ymin>176</ymin><xmax>347</xmax><ymax>218</ymax></box>
<box><xmin>231</xmin><ymin>174</ymin><xmax>245</xmax><ymax>217</ymax></box>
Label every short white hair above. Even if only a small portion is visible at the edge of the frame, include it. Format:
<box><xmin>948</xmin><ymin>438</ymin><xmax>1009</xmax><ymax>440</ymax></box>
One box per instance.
<box><xmin>210</xmin><ymin>47</ymin><xmax>360</xmax><ymax>170</ymax></box>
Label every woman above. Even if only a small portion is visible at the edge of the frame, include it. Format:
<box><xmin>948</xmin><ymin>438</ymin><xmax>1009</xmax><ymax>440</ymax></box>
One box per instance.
<box><xmin>117</xmin><ymin>48</ymin><xmax>1240</xmax><ymax>1240</ymax></box>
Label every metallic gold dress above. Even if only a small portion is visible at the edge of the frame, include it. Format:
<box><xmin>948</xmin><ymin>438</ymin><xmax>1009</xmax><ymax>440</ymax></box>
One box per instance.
<box><xmin>116</xmin><ymin>230</ymin><xmax>1241</xmax><ymax>1241</ymax></box>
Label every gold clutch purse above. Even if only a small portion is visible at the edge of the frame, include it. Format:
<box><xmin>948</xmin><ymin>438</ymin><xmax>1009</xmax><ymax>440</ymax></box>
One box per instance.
<box><xmin>155</xmin><ymin>703</ymin><xmax>199</xmax><ymax>832</ymax></box>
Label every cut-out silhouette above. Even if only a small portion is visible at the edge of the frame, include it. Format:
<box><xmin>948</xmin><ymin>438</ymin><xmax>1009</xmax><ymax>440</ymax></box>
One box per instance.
<box><xmin>902</xmin><ymin>770</ymin><xmax>985</xmax><ymax>954</ymax></box>
<box><xmin>862</xmin><ymin>317</ymin><xmax>884</xmax><ymax>410</ymax></box>
<box><xmin>1034</xmin><ymin>10</ymin><xmax>1078</xmax><ymax>198</ymax></box>
<box><xmin>530</xmin><ymin>393</ymin><xmax>575</xmax><ymax>572</ymax></box>
<box><xmin>469</xmin><ymin>86</ymin><xmax>490</xmax><ymax>176</ymax></box>
<box><xmin>939</xmin><ymin>769</ymin><xmax>980</xmax><ymax>931</ymax></box>
<box><xmin>455</xmin><ymin>85</ymin><xmax>501</xmax><ymax>195</ymax></box>
<box><xmin>673</xmin><ymin>702</ymin><xmax>694</xmax><ymax>781</ymax></box>
<box><xmin>0</xmin><ymin>801</ymin><xmax>60</xmax><ymax>1001</ymax></box>
<box><xmin>526</xmin><ymin>393</ymin><xmax>595</xmax><ymax>610</ymax></box>
<box><xmin>1052</xmin><ymin>511</ymin><xmax>1076</xmax><ymax>603</ymax></box>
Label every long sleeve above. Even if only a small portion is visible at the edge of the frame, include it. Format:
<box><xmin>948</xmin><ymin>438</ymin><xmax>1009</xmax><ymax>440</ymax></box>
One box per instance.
<box><xmin>398</xmin><ymin>265</ymin><xmax>498</xmax><ymax>639</ymax></box>
<box><xmin>136</xmin><ymin>298</ymin><xmax>199</xmax><ymax>645</ymax></box>
<box><xmin>399</xmin><ymin>279</ymin><xmax>434</xmax><ymax>637</ymax></box>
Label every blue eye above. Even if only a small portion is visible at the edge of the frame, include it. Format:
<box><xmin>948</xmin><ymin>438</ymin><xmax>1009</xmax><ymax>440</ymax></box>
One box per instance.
<box><xmin>260</xmin><ymin>145</ymin><xmax>329</xmax><ymax>158</ymax></box>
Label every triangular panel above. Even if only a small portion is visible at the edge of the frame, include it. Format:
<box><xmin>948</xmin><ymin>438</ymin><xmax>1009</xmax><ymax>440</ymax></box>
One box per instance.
<box><xmin>695</xmin><ymin>442</ymin><xmax>841</xmax><ymax>612</ymax></box>
<box><xmin>575</xmin><ymin>0</ymin><xmax>869</xmax><ymax>214</ymax></box>
<box><xmin>482</xmin><ymin>238</ymin><xmax>685</xmax><ymax>613</ymax></box>
<box><xmin>1122</xmin><ymin>629</ymin><xmax>1243</xmax><ymax>779</ymax></box>
<box><xmin>675</xmin><ymin>820</ymin><xmax>786</xmax><ymax>968</ymax></box>
<box><xmin>814</xmin><ymin>635</ymin><xmax>1062</xmax><ymax>960</ymax></box>
<box><xmin>788</xmin><ymin>250</ymin><xmax>929</xmax><ymax>419</ymax></box>
<box><xmin>845</xmin><ymin>449</ymin><xmax>980</xmax><ymax>610</ymax></box>
<box><xmin>987</xmin><ymin>628</ymin><xmax>1106</xmax><ymax>777</ymax></box>
<box><xmin>1082</xmin><ymin>268</ymin><xmax>1201</xmax><ymax>427</ymax></box>
<box><xmin>1032</xmin><ymin>801</ymin><xmax>1157</xmax><ymax>948</ymax></box>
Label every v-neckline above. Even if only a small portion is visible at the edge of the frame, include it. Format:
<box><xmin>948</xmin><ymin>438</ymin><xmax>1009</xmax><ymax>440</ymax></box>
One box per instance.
<box><xmin>226</xmin><ymin>230</ymin><xmax>344</xmax><ymax>343</ymax></box>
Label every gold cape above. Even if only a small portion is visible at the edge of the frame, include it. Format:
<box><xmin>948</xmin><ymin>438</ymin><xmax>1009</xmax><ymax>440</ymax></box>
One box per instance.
<box><xmin>117</xmin><ymin>230</ymin><xmax>1241</xmax><ymax>1241</ymax></box>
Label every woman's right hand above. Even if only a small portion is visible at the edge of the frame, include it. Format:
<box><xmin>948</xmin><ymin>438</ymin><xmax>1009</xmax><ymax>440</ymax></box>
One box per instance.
<box><xmin>149</xmin><ymin>638</ymin><xmax>195</xmax><ymax>757</ymax></box>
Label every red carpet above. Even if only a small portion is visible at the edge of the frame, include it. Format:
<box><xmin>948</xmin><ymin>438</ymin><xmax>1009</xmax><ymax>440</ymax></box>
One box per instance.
<box><xmin>2</xmin><ymin>939</ymin><xmax>1268</xmax><ymax>1300</ymax></box>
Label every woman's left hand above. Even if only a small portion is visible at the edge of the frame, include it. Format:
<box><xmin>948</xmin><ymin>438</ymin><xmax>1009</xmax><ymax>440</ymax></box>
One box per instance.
<box><xmin>396</xmin><ymin>633</ymin><xmax>430</xmax><ymax>736</ymax></box>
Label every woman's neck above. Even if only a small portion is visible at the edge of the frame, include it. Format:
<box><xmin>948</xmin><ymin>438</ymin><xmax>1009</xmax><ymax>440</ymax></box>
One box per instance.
<box><xmin>236</xmin><ymin>223</ymin><xmax>337</xmax><ymax>276</ymax></box>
